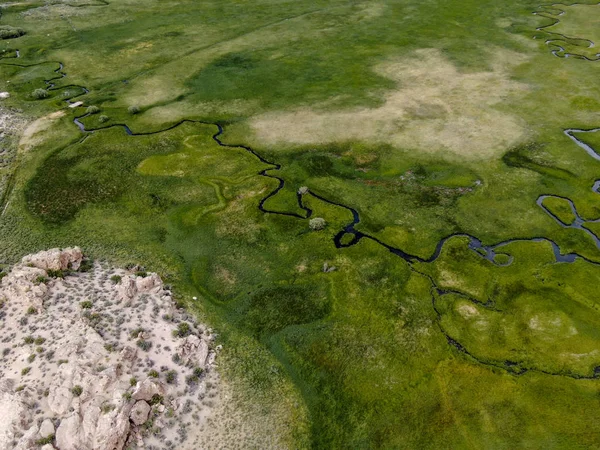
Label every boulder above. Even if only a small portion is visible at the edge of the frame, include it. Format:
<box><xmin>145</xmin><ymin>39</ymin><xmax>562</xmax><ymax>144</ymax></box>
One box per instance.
<box><xmin>115</xmin><ymin>275</ymin><xmax>136</xmax><ymax>302</ymax></box>
<box><xmin>132</xmin><ymin>379</ymin><xmax>165</xmax><ymax>402</ymax></box>
<box><xmin>39</xmin><ymin>418</ymin><xmax>55</xmax><ymax>439</ymax></box>
<box><xmin>176</xmin><ymin>334</ymin><xmax>209</xmax><ymax>368</ymax></box>
<box><xmin>130</xmin><ymin>401</ymin><xmax>150</xmax><ymax>426</ymax></box>
<box><xmin>135</xmin><ymin>273</ymin><xmax>162</xmax><ymax>293</ymax></box>
<box><xmin>55</xmin><ymin>413</ymin><xmax>82</xmax><ymax>450</ymax></box>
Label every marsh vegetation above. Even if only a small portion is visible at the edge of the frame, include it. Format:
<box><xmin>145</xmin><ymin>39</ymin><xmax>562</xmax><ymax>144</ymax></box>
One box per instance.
<box><xmin>1</xmin><ymin>0</ymin><xmax>600</xmax><ymax>448</ymax></box>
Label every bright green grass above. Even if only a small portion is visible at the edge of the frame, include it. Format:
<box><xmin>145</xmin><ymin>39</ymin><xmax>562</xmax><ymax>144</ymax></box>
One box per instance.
<box><xmin>2</xmin><ymin>0</ymin><xmax>600</xmax><ymax>448</ymax></box>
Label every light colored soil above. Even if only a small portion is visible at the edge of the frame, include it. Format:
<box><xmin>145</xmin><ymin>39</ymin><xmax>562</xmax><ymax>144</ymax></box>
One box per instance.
<box><xmin>18</xmin><ymin>110</ymin><xmax>65</xmax><ymax>152</ymax></box>
<box><xmin>250</xmin><ymin>48</ymin><xmax>530</xmax><ymax>159</ymax></box>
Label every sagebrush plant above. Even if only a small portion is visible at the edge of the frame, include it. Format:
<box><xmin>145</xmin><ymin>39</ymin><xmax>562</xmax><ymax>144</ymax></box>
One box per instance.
<box><xmin>31</xmin><ymin>88</ymin><xmax>48</xmax><ymax>99</ymax></box>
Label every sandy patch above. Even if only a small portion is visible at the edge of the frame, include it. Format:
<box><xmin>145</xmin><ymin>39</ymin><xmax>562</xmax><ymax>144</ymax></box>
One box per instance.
<box><xmin>457</xmin><ymin>303</ymin><xmax>479</xmax><ymax>318</ymax></box>
<box><xmin>250</xmin><ymin>48</ymin><xmax>530</xmax><ymax>159</ymax></box>
<box><xmin>18</xmin><ymin>110</ymin><xmax>65</xmax><ymax>152</ymax></box>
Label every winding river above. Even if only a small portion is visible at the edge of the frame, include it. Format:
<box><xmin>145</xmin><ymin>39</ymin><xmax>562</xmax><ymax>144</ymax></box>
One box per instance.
<box><xmin>2</xmin><ymin>2</ymin><xmax>600</xmax><ymax>379</ymax></box>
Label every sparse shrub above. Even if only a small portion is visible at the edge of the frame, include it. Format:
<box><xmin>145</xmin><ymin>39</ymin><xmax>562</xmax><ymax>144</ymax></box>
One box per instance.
<box><xmin>130</xmin><ymin>327</ymin><xmax>144</xmax><ymax>338</ymax></box>
<box><xmin>36</xmin><ymin>434</ymin><xmax>54</xmax><ymax>445</ymax></box>
<box><xmin>135</xmin><ymin>271</ymin><xmax>147</xmax><ymax>278</ymax></box>
<box><xmin>2</xmin><ymin>348</ymin><xmax>10</xmax><ymax>357</ymax></box>
<box><xmin>129</xmin><ymin>377</ymin><xmax>137</xmax><ymax>386</ymax></box>
<box><xmin>31</xmin><ymin>88</ymin><xmax>49</xmax><ymax>100</ymax></box>
<box><xmin>21</xmin><ymin>367</ymin><xmax>31</xmax><ymax>375</ymax></box>
<box><xmin>0</xmin><ymin>26</ymin><xmax>25</xmax><ymax>40</ymax></box>
<box><xmin>86</xmin><ymin>105</ymin><xmax>100</xmax><ymax>114</ymax></box>
<box><xmin>122</xmin><ymin>392</ymin><xmax>132</xmax><ymax>400</ymax></box>
<box><xmin>110</xmin><ymin>275</ymin><xmax>122</xmax><ymax>284</ymax></box>
<box><xmin>57</xmin><ymin>359</ymin><xmax>68</xmax><ymax>365</ymax></box>
<box><xmin>24</xmin><ymin>336</ymin><xmax>34</xmax><ymax>344</ymax></box>
<box><xmin>98</xmin><ymin>115</ymin><xmax>109</xmax><ymax>123</ymax></box>
<box><xmin>71</xmin><ymin>385</ymin><xmax>83</xmax><ymax>397</ymax></box>
<box><xmin>47</xmin><ymin>269</ymin><xmax>66</xmax><ymax>278</ymax></box>
<box><xmin>104</xmin><ymin>343</ymin><xmax>114</xmax><ymax>352</ymax></box>
<box><xmin>165</xmin><ymin>370</ymin><xmax>177</xmax><ymax>384</ymax></box>
<box><xmin>128</xmin><ymin>105</ymin><xmax>140</xmax><ymax>114</ymax></box>
<box><xmin>148</xmin><ymin>369</ymin><xmax>159</xmax><ymax>378</ymax></box>
<box><xmin>15</xmin><ymin>385</ymin><xmax>25</xmax><ymax>392</ymax></box>
<box><xmin>79</xmin><ymin>259</ymin><xmax>93</xmax><ymax>272</ymax></box>
<box><xmin>80</xmin><ymin>301</ymin><xmax>93</xmax><ymax>309</ymax></box>
<box><xmin>309</xmin><ymin>217</ymin><xmax>327</xmax><ymax>231</ymax></box>
<box><xmin>193</xmin><ymin>366</ymin><xmax>203</xmax><ymax>378</ymax></box>
<box><xmin>27</xmin><ymin>354</ymin><xmax>35</xmax><ymax>363</ymax></box>
<box><xmin>26</xmin><ymin>306</ymin><xmax>37</xmax><ymax>315</ymax></box>
<box><xmin>36</xmin><ymin>346</ymin><xmax>43</xmax><ymax>353</ymax></box>
<box><xmin>34</xmin><ymin>276</ymin><xmax>47</xmax><ymax>285</ymax></box>
<box><xmin>149</xmin><ymin>394</ymin><xmax>163</xmax><ymax>405</ymax></box>
<box><xmin>137</xmin><ymin>339</ymin><xmax>152</xmax><ymax>351</ymax></box>
<box><xmin>101</xmin><ymin>404</ymin><xmax>115</xmax><ymax>414</ymax></box>
<box><xmin>172</xmin><ymin>322</ymin><xmax>191</xmax><ymax>338</ymax></box>
<box><xmin>34</xmin><ymin>337</ymin><xmax>46</xmax><ymax>345</ymax></box>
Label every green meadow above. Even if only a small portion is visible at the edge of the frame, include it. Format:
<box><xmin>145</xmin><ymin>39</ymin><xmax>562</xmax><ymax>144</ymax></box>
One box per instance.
<box><xmin>1</xmin><ymin>0</ymin><xmax>600</xmax><ymax>447</ymax></box>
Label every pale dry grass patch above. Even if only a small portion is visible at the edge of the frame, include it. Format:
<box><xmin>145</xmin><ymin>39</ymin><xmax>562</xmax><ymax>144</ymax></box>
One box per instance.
<box><xmin>250</xmin><ymin>48</ymin><xmax>530</xmax><ymax>160</ymax></box>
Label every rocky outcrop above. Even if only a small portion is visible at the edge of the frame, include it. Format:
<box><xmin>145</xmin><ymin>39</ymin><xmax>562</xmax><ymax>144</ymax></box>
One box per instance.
<box><xmin>176</xmin><ymin>334</ymin><xmax>210</xmax><ymax>368</ymax></box>
<box><xmin>21</xmin><ymin>247</ymin><xmax>83</xmax><ymax>271</ymax></box>
<box><xmin>0</xmin><ymin>248</ymin><xmax>219</xmax><ymax>450</ymax></box>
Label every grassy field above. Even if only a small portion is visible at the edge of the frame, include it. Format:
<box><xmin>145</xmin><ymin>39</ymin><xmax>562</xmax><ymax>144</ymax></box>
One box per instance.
<box><xmin>1</xmin><ymin>0</ymin><xmax>600</xmax><ymax>448</ymax></box>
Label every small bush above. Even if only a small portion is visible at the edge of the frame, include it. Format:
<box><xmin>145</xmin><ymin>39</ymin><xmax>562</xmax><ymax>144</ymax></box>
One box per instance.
<box><xmin>165</xmin><ymin>370</ymin><xmax>177</xmax><ymax>384</ymax></box>
<box><xmin>309</xmin><ymin>217</ymin><xmax>327</xmax><ymax>231</ymax></box>
<box><xmin>0</xmin><ymin>26</ymin><xmax>25</xmax><ymax>40</ymax></box>
<box><xmin>36</xmin><ymin>434</ymin><xmax>54</xmax><ymax>445</ymax></box>
<box><xmin>80</xmin><ymin>301</ymin><xmax>93</xmax><ymax>309</ymax></box>
<box><xmin>23</xmin><ymin>336</ymin><xmax>34</xmax><ymax>344</ymax></box>
<box><xmin>31</xmin><ymin>88</ymin><xmax>49</xmax><ymax>100</ymax></box>
<box><xmin>79</xmin><ymin>259</ymin><xmax>93</xmax><ymax>272</ymax></box>
<box><xmin>26</xmin><ymin>306</ymin><xmax>37</xmax><ymax>315</ymax></box>
<box><xmin>86</xmin><ymin>105</ymin><xmax>100</xmax><ymax>114</ymax></box>
<box><xmin>130</xmin><ymin>327</ymin><xmax>144</xmax><ymax>338</ymax></box>
<box><xmin>130</xmin><ymin>377</ymin><xmax>137</xmax><ymax>386</ymax></box>
<box><xmin>101</xmin><ymin>404</ymin><xmax>115</xmax><ymax>414</ymax></box>
<box><xmin>34</xmin><ymin>337</ymin><xmax>46</xmax><ymax>345</ymax></box>
<box><xmin>47</xmin><ymin>269</ymin><xmax>66</xmax><ymax>278</ymax></box>
<box><xmin>135</xmin><ymin>271</ymin><xmax>147</xmax><ymax>278</ymax></box>
<box><xmin>136</xmin><ymin>339</ymin><xmax>152</xmax><ymax>351</ymax></box>
<box><xmin>27</xmin><ymin>354</ymin><xmax>36</xmax><ymax>363</ymax></box>
<box><xmin>98</xmin><ymin>115</ymin><xmax>109</xmax><ymax>123</ymax></box>
<box><xmin>148</xmin><ymin>369</ymin><xmax>159</xmax><ymax>378</ymax></box>
<box><xmin>149</xmin><ymin>394</ymin><xmax>163</xmax><ymax>405</ymax></box>
<box><xmin>172</xmin><ymin>322</ymin><xmax>191</xmax><ymax>338</ymax></box>
<box><xmin>110</xmin><ymin>275</ymin><xmax>122</xmax><ymax>284</ymax></box>
<box><xmin>21</xmin><ymin>367</ymin><xmax>31</xmax><ymax>375</ymax></box>
<box><xmin>34</xmin><ymin>276</ymin><xmax>47</xmax><ymax>285</ymax></box>
<box><xmin>71</xmin><ymin>385</ymin><xmax>83</xmax><ymax>397</ymax></box>
<box><xmin>128</xmin><ymin>105</ymin><xmax>140</xmax><ymax>114</ymax></box>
